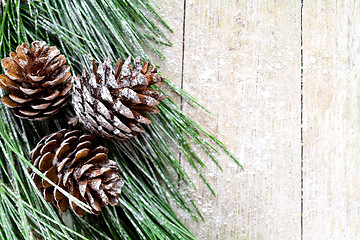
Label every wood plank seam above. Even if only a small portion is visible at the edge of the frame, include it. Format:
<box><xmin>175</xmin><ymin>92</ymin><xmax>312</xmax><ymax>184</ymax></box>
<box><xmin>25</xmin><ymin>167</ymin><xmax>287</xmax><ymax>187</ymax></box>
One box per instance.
<box><xmin>181</xmin><ymin>0</ymin><xmax>187</xmax><ymax>96</ymax></box>
<box><xmin>179</xmin><ymin>0</ymin><xmax>187</xmax><ymax>169</ymax></box>
<box><xmin>301</xmin><ymin>0</ymin><xmax>304</xmax><ymax>239</ymax></box>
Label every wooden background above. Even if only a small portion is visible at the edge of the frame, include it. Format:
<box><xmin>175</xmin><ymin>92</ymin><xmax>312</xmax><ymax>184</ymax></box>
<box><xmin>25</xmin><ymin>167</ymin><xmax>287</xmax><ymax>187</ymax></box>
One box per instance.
<box><xmin>152</xmin><ymin>0</ymin><xmax>360</xmax><ymax>239</ymax></box>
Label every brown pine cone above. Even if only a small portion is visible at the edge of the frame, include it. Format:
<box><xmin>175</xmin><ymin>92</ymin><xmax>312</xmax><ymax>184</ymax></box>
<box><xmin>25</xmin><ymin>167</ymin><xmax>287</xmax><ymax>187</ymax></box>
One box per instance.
<box><xmin>29</xmin><ymin>129</ymin><xmax>124</xmax><ymax>216</ymax></box>
<box><xmin>72</xmin><ymin>56</ymin><xmax>166</xmax><ymax>140</ymax></box>
<box><xmin>0</xmin><ymin>41</ymin><xmax>74</xmax><ymax>120</ymax></box>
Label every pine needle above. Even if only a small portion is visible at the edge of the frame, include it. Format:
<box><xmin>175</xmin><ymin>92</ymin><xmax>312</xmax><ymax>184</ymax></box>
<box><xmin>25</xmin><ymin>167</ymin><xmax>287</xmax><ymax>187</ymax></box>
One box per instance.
<box><xmin>0</xmin><ymin>0</ymin><xmax>241</xmax><ymax>239</ymax></box>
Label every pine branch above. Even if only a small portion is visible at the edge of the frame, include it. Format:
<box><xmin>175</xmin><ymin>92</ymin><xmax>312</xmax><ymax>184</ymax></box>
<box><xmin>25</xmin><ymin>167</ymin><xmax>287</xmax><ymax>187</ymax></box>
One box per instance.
<box><xmin>0</xmin><ymin>0</ymin><xmax>241</xmax><ymax>239</ymax></box>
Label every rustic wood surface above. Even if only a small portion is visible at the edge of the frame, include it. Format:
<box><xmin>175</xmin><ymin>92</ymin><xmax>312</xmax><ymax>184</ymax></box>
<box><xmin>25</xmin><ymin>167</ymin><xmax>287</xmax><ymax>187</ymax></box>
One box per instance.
<box><xmin>153</xmin><ymin>0</ymin><xmax>359</xmax><ymax>239</ymax></box>
<box><xmin>303</xmin><ymin>0</ymin><xmax>360</xmax><ymax>239</ymax></box>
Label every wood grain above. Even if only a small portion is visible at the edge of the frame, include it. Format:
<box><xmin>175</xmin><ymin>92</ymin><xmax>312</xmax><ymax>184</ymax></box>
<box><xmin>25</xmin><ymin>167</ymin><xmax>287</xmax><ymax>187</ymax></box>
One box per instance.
<box><xmin>153</xmin><ymin>0</ymin><xmax>360</xmax><ymax>239</ymax></box>
<box><xmin>155</xmin><ymin>0</ymin><xmax>302</xmax><ymax>239</ymax></box>
<box><xmin>303</xmin><ymin>0</ymin><xmax>360</xmax><ymax>239</ymax></box>
<box><xmin>147</xmin><ymin>0</ymin><xmax>184</xmax><ymax>89</ymax></box>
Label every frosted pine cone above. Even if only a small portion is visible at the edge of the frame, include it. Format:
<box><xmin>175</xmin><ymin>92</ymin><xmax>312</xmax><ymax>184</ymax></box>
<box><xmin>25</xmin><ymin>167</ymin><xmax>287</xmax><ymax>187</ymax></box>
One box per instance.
<box><xmin>72</xmin><ymin>57</ymin><xmax>166</xmax><ymax>140</ymax></box>
<box><xmin>0</xmin><ymin>41</ymin><xmax>73</xmax><ymax>120</ymax></box>
<box><xmin>29</xmin><ymin>129</ymin><xmax>124</xmax><ymax>216</ymax></box>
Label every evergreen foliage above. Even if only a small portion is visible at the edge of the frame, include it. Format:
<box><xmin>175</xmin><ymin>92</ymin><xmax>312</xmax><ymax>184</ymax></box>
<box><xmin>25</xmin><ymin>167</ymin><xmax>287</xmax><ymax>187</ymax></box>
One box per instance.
<box><xmin>0</xmin><ymin>0</ymin><xmax>241</xmax><ymax>239</ymax></box>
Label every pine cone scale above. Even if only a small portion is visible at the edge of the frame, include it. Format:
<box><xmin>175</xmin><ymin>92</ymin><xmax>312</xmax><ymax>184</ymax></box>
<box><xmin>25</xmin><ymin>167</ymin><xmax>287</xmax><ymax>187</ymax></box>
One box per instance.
<box><xmin>40</xmin><ymin>139</ymin><xmax>58</xmax><ymax>154</ymax></box>
<box><xmin>10</xmin><ymin>52</ymin><xmax>28</xmax><ymax>70</ymax></box>
<box><xmin>39</xmin><ymin>152</ymin><xmax>54</xmax><ymax>172</ymax></box>
<box><xmin>9</xmin><ymin>94</ymin><xmax>32</xmax><ymax>103</ymax></box>
<box><xmin>55</xmin><ymin>144</ymin><xmax>71</xmax><ymax>160</ymax></box>
<box><xmin>18</xmin><ymin>109</ymin><xmax>40</xmax><ymax>117</ymax></box>
<box><xmin>44</xmin><ymin>187</ymin><xmax>54</xmax><ymax>202</ymax></box>
<box><xmin>43</xmin><ymin>165</ymin><xmax>57</xmax><ymax>188</ymax></box>
<box><xmin>58</xmin><ymin>198</ymin><xmax>69</xmax><ymax>213</ymax></box>
<box><xmin>32</xmin><ymin>102</ymin><xmax>51</xmax><ymax>110</ymax></box>
<box><xmin>14</xmin><ymin>46</ymin><xmax>30</xmax><ymax>66</ymax></box>
<box><xmin>43</xmin><ymin>91</ymin><xmax>60</xmax><ymax>101</ymax></box>
<box><xmin>20</xmin><ymin>87</ymin><xmax>42</xmax><ymax>95</ymax></box>
<box><xmin>2</xmin><ymin>57</ymin><xmax>24</xmax><ymax>78</ymax></box>
<box><xmin>0</xmin><ymin>75</ymin><xmax>20</xmax><ymax>91</ymax></box>
<box><xmin>113</xmin><ymin>100</ymin><xmax>134</xmax><ymax>119</ymax></box>
<box><xmin>27</xmin><ymin>74</ymin><xmax>45</xmax><ymax>82</ymax></box>
<box><xmin>1</xmin><ymin>95</ymin><xmax>20</xmax><ymax>108</ymax></box>
<box><xmin>78</xmin><ymin>179</ymin><xmax>87</xmax><ymax>196</ymax></box>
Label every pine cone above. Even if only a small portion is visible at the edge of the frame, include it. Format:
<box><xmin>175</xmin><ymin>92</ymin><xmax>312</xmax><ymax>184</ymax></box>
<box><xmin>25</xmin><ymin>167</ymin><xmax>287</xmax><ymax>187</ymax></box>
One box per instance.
<box><xmin>29</xmin><ymin>129</ymin><xmax>124</xmax><ymax>216</ymax></box>
<box><xmin>72</xmin><ymin>57</ymin><xmax>166</xmax><ymax>140</ymax></box>
<box><xmin>0</xmin><ymin>41</ymin><xmax>74</xmax><ymax>120</ymax></box>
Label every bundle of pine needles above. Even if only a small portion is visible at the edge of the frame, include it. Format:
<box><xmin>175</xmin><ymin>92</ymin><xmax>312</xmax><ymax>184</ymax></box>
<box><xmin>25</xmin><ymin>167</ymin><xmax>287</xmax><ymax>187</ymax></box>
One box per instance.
<box><xmin>0</xmin><ymin>0</ymin><xmax>241</xmax><ymax>239</ymax></box>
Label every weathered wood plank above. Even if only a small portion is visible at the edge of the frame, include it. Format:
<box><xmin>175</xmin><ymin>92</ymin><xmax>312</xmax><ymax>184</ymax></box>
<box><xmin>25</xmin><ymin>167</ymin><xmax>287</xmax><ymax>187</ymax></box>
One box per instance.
<box><xmin>303</xmin><ymin>0</ymin><xmax>360</xmax><ymax>239</ymax></box>
<box><xmin>147</xmin><ymin>0</ymin><xmax>184</xmax><ymax>89</ymax></box>
<box><xmin>177</xmin><ymin>1</ymin><xmax>302</xmax><ymax>239</ymax></box>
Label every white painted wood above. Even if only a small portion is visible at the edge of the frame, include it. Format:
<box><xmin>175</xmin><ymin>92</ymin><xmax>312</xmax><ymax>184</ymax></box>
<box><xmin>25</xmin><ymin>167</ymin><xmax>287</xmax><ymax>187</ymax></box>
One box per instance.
<box><xmin>303</xmin><ymin>1</ymin><xmax>360</xmax><ymax>239</ymax></box>
<box><xmin>156</xmin><ymin>0</ymin><xmax>302</xmax><ymax>239</ymax></box>
<box><xmin>154</xmin><ymin>0</ymin><xmax>360</xmax><ymax>239</ymax></box>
